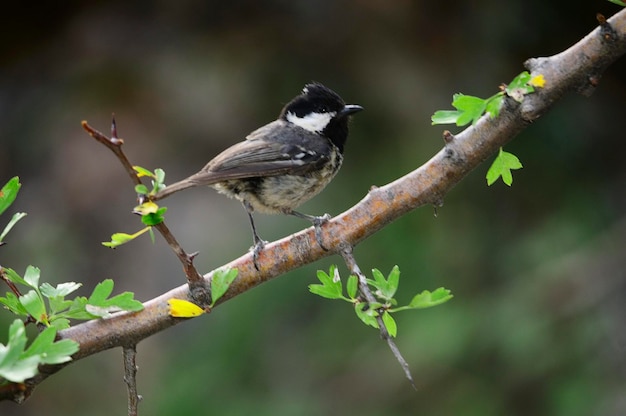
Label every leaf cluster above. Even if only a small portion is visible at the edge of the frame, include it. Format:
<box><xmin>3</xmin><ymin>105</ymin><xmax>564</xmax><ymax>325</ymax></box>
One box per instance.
<box><xmin>309</xmin><ymin>265</ymin><xmax>453</xmax><ymax>337</ymax></box>
<box><xmin>431</xmin><ymin>71</ymin><xmax>543</xmax><ymax>186</ymax></box>
<box><xmin>1</xmin><ymin>267</ymin><xmax>143</xmax><ymax>330</ymax></box>
<box><xmin>103</xmin><ymin>166</ymin><xmax>168</xmax><ymax>248</ymax></box>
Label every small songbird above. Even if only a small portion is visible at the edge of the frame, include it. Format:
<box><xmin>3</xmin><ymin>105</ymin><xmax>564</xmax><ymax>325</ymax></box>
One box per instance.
<box><xmin>153</xmin><ymin>82</ymin><xmax>363</xmax><ymax>260</ymax></box>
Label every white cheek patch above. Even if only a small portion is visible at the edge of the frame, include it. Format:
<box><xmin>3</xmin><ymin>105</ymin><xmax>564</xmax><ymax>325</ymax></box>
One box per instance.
<box><xmin>286</xmin><ymin>111</ymin><xmax>336</xmax><ymax>133</ymax></box>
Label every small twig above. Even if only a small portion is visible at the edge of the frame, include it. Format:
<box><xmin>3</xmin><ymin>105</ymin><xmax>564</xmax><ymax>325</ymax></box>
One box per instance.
<box><xmin>339</xmin><ymin>245</ymin><xmax>417</xmax><ymax>390</ymax></box>
<box><xmin>0</xmin><ymin>266</ymin><xmax>22</xmax><ymax>297</ymax></box>
<box><xmin>152</xmin><ymin>222</ymin><xmax>210</xmax><ymax>307</ymax></box>
<box><xmin>82</xmin><ymin>118</ymin><xmax>210</xmax><ymax>307</ymax></box>
<box><xmin>122</xmin><ymin>344</ymin><xmax>141</xmax><ymax>416</ymax></box>
<box><xmin>81</xmin><ymin>118</ymin><xmax>140</xmax><ymax>187</ymax></box>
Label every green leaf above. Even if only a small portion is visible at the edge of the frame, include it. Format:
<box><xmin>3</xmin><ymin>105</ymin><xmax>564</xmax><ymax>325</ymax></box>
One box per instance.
<box><xmin>486</xmin><ymin>147</ymin><xmax>523</xmax><ymax>186</ymax></box>
<box><xmin>84</xmin><ymin>279</ymin><xmax>143</xmax><ymax>318</ymax></box>
<box><xmin>40</xmin><ymin>282</ymin><xmax>82</xmax><ymax>298</ymax></box>
<box><xmin>346</xmin><ymin>275</ymin><xmax>358</xmax><ymax>300</ymax></box>
<box><xmin>451</xmin><ymin>94</ymin><xmax>487</xmax><ymax>126</ymax></box>
<box><xmin>0</xmin><ymin>320</ymin><xmax>40</xmax><ymax>382</ymax></box>
<box><xmin>408</xmin><ymin>287</ymin><xmax>454</xmax><ymax>309</ymax></box>
<box><xmin>354</xmin><ymin>302</ymin><xmax>380</xmax><ymax>329</ymax></box>
<box><xmin>0</xmin><ymin>292</ymin><xmax>29</xmax><ymax>316</ymax></box>
<box><xmin>431</xmin><ymin>110</ymin><xmax>462</xmax><ymax>125</ymax></box>
<box><xmin>0</xmin><ymin>177</ymin><xmax>21</xmax><ymax>216</ymax></box>
<box><xmin>49</xmin><ymin>318</ymin><xmax>71</xmax><ymax>330</ymax></box>
<box><xmin>135</xmin><ymin>184</ymin><xmax>150</xmax><ymax>195</ymax></box>
<box><xmin>20</xmin><ymin>290</ymin><xmax>48</xmax><ymax>325</ymax></box>
<box><xmin>506</xmin><ymin>71</ymin><xmax>534</xmax><ymax>102</ymax></box>
<box><xmin>382</xmin><ymin>311</ymin><xmax>397</xmax><ymax>338</ymax></box>
<box><xmin>23</xmin><ymin>326</ymin><xmax>78</xmax><ymax>365</ymax></box>
<box><xmin>0</xmin><ymin>212</ymin><xmax>27</xmax><ymax>242</ymax></box>
<box><xmin>102</xmin><ymin>228</ymin><xmax>151</xmax><ymax>248</ymax></box>
<box><xmin>154</xmin><ymin>168</ymin><xmax>165</xmax><ymax>184</ymax></box>
<box><xmin>369</xmin><ymin>266</ymin><xmax>400</xmax><ymax>301</ymax></box>
<box><xmin>89</xmin><ymin>279</ymin><xmax>114</xmax><ymax>304</ymax></box>
<box><xmin>608</xmin><ymin>0</ymin><xmax>626</xmax><ymax>5</ymax></box>
<box><xmin>0</xmin><ymin>320</ymin><xmax>27</xmax><ymax>367</ymax></box>
<box><xmin>133</xmin><ymin>166</ymin><xmax>154</xmax><ymax>178</ymax></box>
<box><xmin>23</xmin><ymin>266</ymin><xmax>41</xmax><ymax>288</ymax></box>
<box><xmin>210</xmin><ymin>268</ymin><xmax>239</xmax><ymax>307</ymax></box>
<box><xmin>485</xmin><ymin>94</ymin><xmax>504</xmax><ymax>118</ymax></box>
<box><xmin>2</xmin><ymin>268</ymin><xmax>30</xmax><ymax>288</ymax></box>
<box><xmin>309</xmin><ymin>268</ymin><xmax>344</xmax><ymax>300</ymax></box>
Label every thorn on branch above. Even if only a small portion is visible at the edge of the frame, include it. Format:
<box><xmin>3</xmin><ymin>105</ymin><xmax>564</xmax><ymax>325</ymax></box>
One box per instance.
<box><xmin>82</xmin><ymin>119</ymin><xmax>139</xmax><ymax>186</ymax></box>
<box><xmin>442</xmin><ymin>130</ymin><xmax>455</xmax><ymax>144</ymax></box>
<box><xmin>597</xmin><ymin>13</ymin><xmax>618</xmax><ymax>43</ymax></box>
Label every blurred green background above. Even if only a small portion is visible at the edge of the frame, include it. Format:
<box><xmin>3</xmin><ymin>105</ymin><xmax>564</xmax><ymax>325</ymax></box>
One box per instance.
<box><xmin>1</xmin><ymin>1</ymin><xmax>625</xmax><ymax>415</ymax></box>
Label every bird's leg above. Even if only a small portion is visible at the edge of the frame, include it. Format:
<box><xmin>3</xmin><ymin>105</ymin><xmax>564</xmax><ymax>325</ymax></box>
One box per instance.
<box><xmin>243</xmin><ymin>201</ymin><xmax>266</xmax><ymax>270</ymax></box>
<box><xmin>287</xmin><ymin>210</ymin><xmax>331</xmax><ymax>250</ymax></box>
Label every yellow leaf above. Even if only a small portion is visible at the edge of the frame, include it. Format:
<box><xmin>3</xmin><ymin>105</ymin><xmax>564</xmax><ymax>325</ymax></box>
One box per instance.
<box><xmin>133</xmin><ymin>201</ymin><xmax>159</xmax><ymax>215</ymax></box>
<box><xmin>168</xmin><ymin>299</ymin><xmax>205</xmax><ymax>318</ymax></box>
<box><xmin>529</xmin><ymin>74</ymin><xmax>545</xmax><ymax>88</ymax></box>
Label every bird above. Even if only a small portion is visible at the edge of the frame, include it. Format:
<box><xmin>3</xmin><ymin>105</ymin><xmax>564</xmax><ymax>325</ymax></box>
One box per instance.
<box><xmin>152</xmin><ymin>82</ymin><xmax>363</xmax><ymax>262</ymax></box>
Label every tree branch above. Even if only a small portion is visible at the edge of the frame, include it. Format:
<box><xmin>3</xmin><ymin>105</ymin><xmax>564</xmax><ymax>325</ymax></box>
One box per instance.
<box><xmin>3</xmin><ymin>8</ymin><xmax>626</xmax><ymax>404</ymax></box>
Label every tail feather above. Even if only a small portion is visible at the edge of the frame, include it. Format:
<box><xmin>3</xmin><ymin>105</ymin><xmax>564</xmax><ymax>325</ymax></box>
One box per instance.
<box><xmin>153</xmin><ymin>172</ymin><xmax>215</xmax><ymax>201</ymax></box>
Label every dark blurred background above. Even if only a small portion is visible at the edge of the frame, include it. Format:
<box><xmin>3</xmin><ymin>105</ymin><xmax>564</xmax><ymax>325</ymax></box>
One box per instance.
<box><xmin>1</xmin><ymin>1</ymin><xmax>625</xmax><ymax>415</ymax></box>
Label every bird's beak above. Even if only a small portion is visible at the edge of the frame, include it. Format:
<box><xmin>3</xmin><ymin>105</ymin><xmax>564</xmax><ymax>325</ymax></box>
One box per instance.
<box><xmin>340</xmin><ymin>104</ymin><xmax>364</xmax><ymax>118</ymax></box>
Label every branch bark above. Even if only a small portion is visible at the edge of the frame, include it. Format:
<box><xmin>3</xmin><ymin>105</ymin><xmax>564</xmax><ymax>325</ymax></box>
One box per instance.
<box><xmin>3</xmin><ymin>8</ymin><xmax>626</xmax><ymax>404</ymax></box>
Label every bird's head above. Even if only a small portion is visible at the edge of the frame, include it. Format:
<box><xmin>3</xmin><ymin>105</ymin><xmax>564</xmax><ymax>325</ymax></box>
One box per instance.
<box><xmin>280</xmin><ymin>83</ymin><xmax>363</xmax><ymax>151</ymax></box>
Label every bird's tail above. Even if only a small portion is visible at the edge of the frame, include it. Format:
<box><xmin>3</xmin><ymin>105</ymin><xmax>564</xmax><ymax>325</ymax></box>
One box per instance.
<box><xmin>152</xmin><ymin>172</ymin><xmax>215</xmax><ymax>201</ymax></box>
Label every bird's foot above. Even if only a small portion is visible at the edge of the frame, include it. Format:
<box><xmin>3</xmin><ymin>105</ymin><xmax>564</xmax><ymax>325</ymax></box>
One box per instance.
<box><xmin>311</xmin><ymin>213</ymin><xmax>331</xmax><ymax>251</ymax></box>
<box><xmin>249</xmin><ymin>239</ymin><xmax>267</xmax><ymax>271</ymax></box>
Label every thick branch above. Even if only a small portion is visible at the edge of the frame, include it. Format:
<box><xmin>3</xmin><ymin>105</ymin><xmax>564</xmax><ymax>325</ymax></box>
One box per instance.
<box><xmin>4</xmin><ymin>8</ymin><xmax>626</xmax><ymax>403</ymax></box>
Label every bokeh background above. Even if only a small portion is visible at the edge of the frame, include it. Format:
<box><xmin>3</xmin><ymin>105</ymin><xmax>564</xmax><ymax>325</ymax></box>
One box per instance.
<box><xmin>1</xmin><ymin>2</ymin><xmax>625</xmax><ymax>415</ymax></box>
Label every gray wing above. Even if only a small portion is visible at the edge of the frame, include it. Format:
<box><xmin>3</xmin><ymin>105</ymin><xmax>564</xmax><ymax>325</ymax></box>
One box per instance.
<box><xmin>189</xmin><ymin>120</ymin><xmax>334</xmax><ymax>183</ymax></box>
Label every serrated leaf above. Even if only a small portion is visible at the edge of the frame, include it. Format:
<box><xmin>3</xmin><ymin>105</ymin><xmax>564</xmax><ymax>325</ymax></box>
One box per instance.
<box><xmin>0</xmin><ymin>177</ymin><xmax>21</xmax><ymax>217</ymax></box>
<box><xmin>370</xmin><ymin>266</ymin><xmax>399</xmax><ymax>300</ymax></box>
<box><xmin>20</xmin><ymin>290</ymin><xmax>47</xmax><ymax>324</ymax></box>
<box><xmin>382</xmin><ymin>311</ymin><xmax>397</xmax><ymax>338</ymax></box>
<box><xmin>452</xmin><ymin>94</ymin><xmax>487</xmax><ymax>126</ymax></box>
<box><xmin>409</xmin><ymin>287</ymin><xmax>454</xmax><ymax>309</ymax></box>
<box><xmin>309</xmin><ymin>269</ymin><xmax>344</xmax><ymax>300</ymax></box>
<box><xmin>89</xmin><ymin>279</ymin><xmax>114</xmax><ymax>304</ymax></box>
<box><xmin>210</xmin><ymin>268</ymin><xmax>238</xmax><ymax>307</ymax></box>
<box><xmin>40</xmin><ymin>282</ymin><xmax>82</xmax><ymax>298</ymax></box>
<box><xmin>23</xmin><ymin>326</ymin><xmax>78</xmax><ymax>365</ymax></box>
<box><xmin>49</xmin><ymin>318</ymin><xmax>71</xmax><ymax>330</ymax></box>
<box><xmin>85</xmin><ymin>280</ymin><xmax>143</xmax><ymax>316</ymax></box>
<box><xmin>486</xmin><ymin>148</ymin><xmax>523</xmax><ymax>186</ymax></box>
<box><xmin>168</xmin><ymin>299</ymin><xmax>205</xmax><ymax>318</ymax></box>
